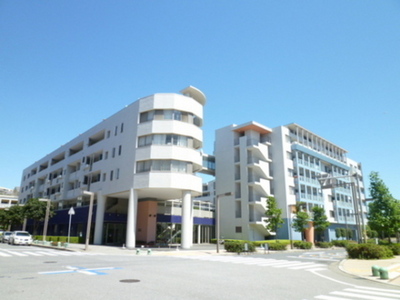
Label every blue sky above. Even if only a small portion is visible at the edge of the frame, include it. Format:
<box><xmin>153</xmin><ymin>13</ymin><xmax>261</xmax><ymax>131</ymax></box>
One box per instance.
<box><xmin>1</xmin><ymin>1</ymin><xmax>399</xmax><ymax>198</ymax></box>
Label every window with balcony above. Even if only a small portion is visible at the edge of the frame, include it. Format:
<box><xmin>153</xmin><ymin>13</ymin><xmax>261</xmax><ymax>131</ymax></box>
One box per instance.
<box><xmin>139</xmin><ymin>109</ymin><xmax>202</xmax><ymax>127</ymax></box>
<box><xmin>136</xmin><ymin>160</ymin><xmax>191</xmax><ymax>173</ymax></box>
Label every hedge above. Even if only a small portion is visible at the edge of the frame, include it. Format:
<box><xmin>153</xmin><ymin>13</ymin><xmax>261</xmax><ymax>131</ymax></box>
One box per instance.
<box><xmin>34</xmin><ymin>235</ymin><xmax>83</xmax><ymax>244</ymax></box>
<box><xmin>346</xmin><ymin>243</ymin><xmax>394</xmax><ymax>259</ymax></box>
<box><xmin>315</xmin><ymin>241</ymin><xmax>333</xmax><ymax>248</ymax></box>
<box><xmin>293</xmin><ymin>241</ymin><xmax>313</xmax><ymax>249</ymax></box>
<box><xmin>224</xmin><ymin>240</ymin><xmax>256</xmax><ymax>253</ymax></box>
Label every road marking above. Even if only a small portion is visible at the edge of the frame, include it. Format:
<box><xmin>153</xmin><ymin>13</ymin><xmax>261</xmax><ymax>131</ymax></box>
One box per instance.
<box><xmin>315</xmin><ymin>286</ymin><xmax>400</xmax><ymax>300</ymax></box>
<box><xmin>177</xmin><ymin>255</ymin><xmax>327</xmax><ymax>272</ymax></box>
<box><xmin>22</xmin><ymin>251</ymin><xmax>43</xmax><ymax>256</ymax></box>
<box><xmin>0</xmin><ymin>251</ymin><xmax>12</xmax><ymax>257</ymax></box>
<box><xmin>39</xmin><ymin>266</ymin><xmax>122</xmax><ymax>276</ymax></box>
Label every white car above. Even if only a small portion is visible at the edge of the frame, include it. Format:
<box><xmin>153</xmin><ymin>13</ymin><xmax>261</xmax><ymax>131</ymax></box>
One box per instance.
<box><xmin>8</xmin><ymin>231</ymin><xmax>33</xmax><ymax>246</ymax></box>
<box><xmin>1</xmin><ymin>231</ymin><xmax>12</xmax><ymax>243</ymax></box>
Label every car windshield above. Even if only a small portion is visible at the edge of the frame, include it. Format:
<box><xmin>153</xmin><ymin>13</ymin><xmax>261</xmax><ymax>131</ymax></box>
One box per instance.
<box><xmin>4</xmin><ymin>232</ymin><xmax>12</xmax><ymax>236</ymax></box>
<box><xmin>16</xmin><ymin>232</ymin><xmax>30</xmax><ymax>237</ymax></box>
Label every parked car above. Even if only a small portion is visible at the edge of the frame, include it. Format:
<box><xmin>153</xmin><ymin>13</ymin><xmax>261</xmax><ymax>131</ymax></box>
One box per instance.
<box><xmin>1</xmin><ymin>231</ymin><xmax>12</xmax><ymax>243</ymax></box>
<box><xmin>8</xmin><ymin>231</ymin><xmax>33</xmax><ymax>246</ymax></box>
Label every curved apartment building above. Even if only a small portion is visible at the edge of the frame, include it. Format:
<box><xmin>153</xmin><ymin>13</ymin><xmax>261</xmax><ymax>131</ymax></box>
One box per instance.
<box><xmin>19</xmin><ymin>86</ymin><xmax>206</xmax><ymax>249</ymax></box>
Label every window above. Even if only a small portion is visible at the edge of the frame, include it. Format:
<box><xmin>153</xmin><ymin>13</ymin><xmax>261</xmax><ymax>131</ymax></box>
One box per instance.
<box><xmin>289</xmin><ymin>186</ymin><xmax>295</xmax><ymax>195</ymax></box>
<box><xmin>110</xmin><ymin>170</ymin><xmax>114</xmax><ymax>181</ymax></box>
<box><xmin>112</xmin><ymin>148</ymin><xmax>116</xmax><ymax>158</ymax></box>
<box><xmin>114</xmin><ymin>126</ymin><xmax>118</xmax><ymax>136</ymax></box>
<box><xmin>235</xmin><ymin>201</ymin><xmax>241</xmax><ymax>218</ymax></box>
<box><xmin>136</xmin><ymin>160</ymin><xmax>190</xmax><ymax>173</ymax></box>
<box><xmin>118</xmin><ymin>145</ymin><xmax>122</xmax><ymax>156</ymax></box>
<box><xmin>105</xmin><ymin>151</ymin><xmax>108</xmax><ymax>159</ymax></box>
<box><xmin>116</xmin><ymin>168</ymin><xmax>120</xmax><ymax>180</ymax></box>
<box><xmin>107</xmin><ymin>131</ymin><xmax>110</xmax><ymax>138</ymax></box>
<box><xmin>102</xmin><ymin>173</ymin><xmax>106</xmax><ymax>182</ymax></box>
<box><xmin>235</xmin><ymin>226</ymin><xmax>242</xmax><ymax>233</ymax></box>
<box><xmin>120</xmin><ymin>123</ymin><xmax>124</xmax><ymax>133</ymax></box>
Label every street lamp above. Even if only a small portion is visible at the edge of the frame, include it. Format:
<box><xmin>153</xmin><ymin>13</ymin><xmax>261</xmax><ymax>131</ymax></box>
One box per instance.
<box><xmin>39</xmin><ymin>198</ymin><xmax>51</xmax><ymax>242</ymax></box>
<box><xmin>216</xmin><ymin>192</ymin><xmax>233</xmax><ymax>253</ymax></box>
<box><xmin>82</xmin><ymin>190</ymin><xmax>95</xmax><ymax>251</ymax></box>
<box><xmin>287</xmin><ymin>204</ymin><xmax>296</xmax><ymax>249</ymax></box>
<box><xmin>317</xmin><ymin>172</ymin><xmax>365</xmax><ymax>243</ymax></box>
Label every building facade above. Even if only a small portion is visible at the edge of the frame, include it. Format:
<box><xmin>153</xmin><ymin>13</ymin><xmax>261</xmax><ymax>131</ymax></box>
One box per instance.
<box><xmin>214</xmin><ymin>121</ymin><xmax>367</xmax><ymax>243</ymax></box>
<box><xmin>19</xmin><ymin>86</ymin><xmax>212</xmax><ymax>249</ymax></box>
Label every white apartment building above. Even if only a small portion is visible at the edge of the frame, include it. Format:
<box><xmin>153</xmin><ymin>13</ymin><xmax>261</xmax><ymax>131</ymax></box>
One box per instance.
<box><xmin>214</xmin><ymin>121</ymin><xmax>367</xmax><ymax>243</ymax></box>
<box><xmin>19</xmin><ymin>86</ymin><xmax>209</xmax><ymax>249</ymax></box>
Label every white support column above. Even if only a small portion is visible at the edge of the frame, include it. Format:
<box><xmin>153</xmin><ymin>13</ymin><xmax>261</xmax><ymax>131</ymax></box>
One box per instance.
<box><xmin>94</xmin><ymin>191</ymin><xmax>105</xmax><ymax>245</ymax></box>
<box><xmin>197</xmin><ymin>224</ymin><xmax>201</xmax><ymax>244</ymax></box>
<box><xmin>181</xmin><ymin>190</ymin><xmax>193</xmax><ymax>249</ymax></box>
<box><xmin>126</xmin><ymin>188</ymin><xmax>138</xmax><ymax>249</ymax></box>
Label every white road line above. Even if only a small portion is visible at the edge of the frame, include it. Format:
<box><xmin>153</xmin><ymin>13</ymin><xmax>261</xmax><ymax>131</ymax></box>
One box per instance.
<box><xmin>344</xmin><ymin>288</ymin><xmax>400</xmax><ymax>298</ymax></box>
<box><xmin>3</xmin><ymin>251</ymin><xmax>27</xmax><ymax>256</ymax></box>
<box><xmin>35</xmin><ymin>251</ymin><xmax>58</xmax><ymax>256</ymax></box>
<box><xmin>289</xmin><ymin>262</ymin><xmax>322</xmax><ymax>269</ymax></box>
<box><xmin>0</xmin><ymin>251</ymin><xmax>12</xmax><ymax>257</ymax></box>
<box><xmin>315</xmin><ymin>295</ymin><xmax>353</xmax><ymax>300</ymax></box>
<box><xmin>330</xmin><ymin>291</ymin><xmax>394</xmax><ymax>300</ymax></box>
<box><xmin>22</xmin><ymin>251</ymin><xmax>43</xmax><ymax>256</ymax></box>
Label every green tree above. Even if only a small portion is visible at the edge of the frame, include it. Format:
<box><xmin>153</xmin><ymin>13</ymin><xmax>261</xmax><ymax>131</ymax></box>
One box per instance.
<box><xmin>264</xmin><ymin>196</ymin><xmax>284</xmax><ymax>238</ymax></box>
<box><xmin>368</xmin><ymin>172</ymin><xmax>400</xmax><ymax>242</ymax></box>
<box><xmin>292</xmin><ymin>202</ymin><xmax>310</xmax><ymax>240</ymax></box>
<box><xmin>311</xmin><ymin>206</ymin><xmax>330</xmax><ymax>241</ymax></box>
<box><xmin>23</xmin><ymin>198</ymin><xmax>55</xmax><ymax>235</ymax></box>
<box><xmin>2</xmin><ymin>205</ymin><xmax>25</xmax><ymax>229</ymax></box>
<box><xmin>335</xmin><ymin>228</ymin><xmax>342</xmax><ymax>239</ymax></box>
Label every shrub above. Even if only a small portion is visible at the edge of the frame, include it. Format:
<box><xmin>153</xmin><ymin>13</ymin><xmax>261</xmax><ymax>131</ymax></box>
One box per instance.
<box><xmin>346</xmin><ymin>243</ymin><xmax>394</xmax><ymax>259</ymax></box>
<box><xmin>387</xmin><ymin>243</ymin><xmax>400</xmax><ymax>255</ymax></box>
<box><xmin>315</xmin><ymin>241</ymin><xmax>333</xmax><ymax>248</ymax></box>
<box><xmin>331</xmin><ymin>240</ymin><xmax>355</xmax><ymax>248</ymax></box>
<box><xmin>267</xmin><ymin>242</ymin><xmax>287</xmax><ymax>250</ymax></box>
<box><xmin>224</xmin><ymin>241</ymin><xmax>256</xmax><ymax>253</ymax></box>
<box><xmin>293</xmin><ymin>241</ymin><xmax>312</xmax><ymax>249</ymax></box>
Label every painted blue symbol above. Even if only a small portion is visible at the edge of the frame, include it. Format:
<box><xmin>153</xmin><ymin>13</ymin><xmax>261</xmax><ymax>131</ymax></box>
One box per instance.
<box><xmin>39</xmin><ymin>266</ymin><xmax>122</xmax><ymax>276</ymax></box>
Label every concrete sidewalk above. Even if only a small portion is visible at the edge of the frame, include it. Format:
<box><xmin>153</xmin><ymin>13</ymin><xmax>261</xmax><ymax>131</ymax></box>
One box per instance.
<box><xmin>37</xmin><ymin>243</ymin><xmax>400</xmax><ymax>286</ymax></box>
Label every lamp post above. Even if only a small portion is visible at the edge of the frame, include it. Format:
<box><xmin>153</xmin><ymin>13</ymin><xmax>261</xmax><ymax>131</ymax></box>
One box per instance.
<box><xmin>287</xmin><ymin>204</ymin><xmax>296</xmax><ymax>249</ymax></box>
<box><xmin>317</xmin><ymin>172</ymin><xmax>365</xmax><ymax>243</ymax></box>
<box><xmin>39</xmin><ymin>198</ymin><xmax>51</xmax><ymax>242</ymax></box>
<box><xmin>83</xmin><ymin>191</ymin><xmax>95</xmax><ymax>251</ymax></box>
<box><xmin>216</xmin><ymin>192</ymin><xmax>233</xmax><ymax>253</ymax></box>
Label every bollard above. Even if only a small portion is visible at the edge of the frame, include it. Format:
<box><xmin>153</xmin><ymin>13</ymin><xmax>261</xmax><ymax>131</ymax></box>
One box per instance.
<box><xmin>379</xmin><ymin>267</ymin><xmax>389</xmax><ymax>280</ymax></box>
<box><xmin>136</xmin><ymin>249</ymin><xmax>140</xmax><ymax>255</ymax></box>
<box><xmin>371</xmin><ymin>265</ymin><xmax>380</xmax><ymax>276</ymax></box>
<box><xmin>64</xmin><ymin>242</ymin><xmax>69</xmax><ymax>248</ymax></box>
<box><xmin>57</xmin><ymin>242</ymin><xmax>61</xmax><ymax>247</ymax></box>
<box><xmin>147</xmin><ymin>249</ymin><xmax>152</xmax><ymax>255</ymax></box>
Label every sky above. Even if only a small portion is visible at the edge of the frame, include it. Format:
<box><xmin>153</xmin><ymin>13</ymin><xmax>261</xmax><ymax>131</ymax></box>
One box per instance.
<box><xmin>1</xmin><ymin>1</ymin><xmax>399</xmax><ymax>198</ymax></box>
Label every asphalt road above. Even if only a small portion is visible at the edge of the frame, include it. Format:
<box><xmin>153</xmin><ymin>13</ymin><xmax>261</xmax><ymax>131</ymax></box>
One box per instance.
<box><xmin>0</xmin><ymin>244</ymin><xmax>399</xmax><ymax>300</ymax></box>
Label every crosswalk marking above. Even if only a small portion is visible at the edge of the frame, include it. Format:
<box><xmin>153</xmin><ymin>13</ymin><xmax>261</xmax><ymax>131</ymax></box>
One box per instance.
<box><xmin>3</xmin><ymin>251</ymin><xmax>28</xmax><ymax>257</ymax></box>
<box><xmin>315</xmin><ymin>286</ymin><xmax>400</xmax><ymax>300</ymax></box>
<box><xmin>0</xmin><ymin>250</ymin><xmax>105</xmax><ymax>258</ymax></box>
<box><xmin>22</xmin><ymin>251</ymin><xmax>43</xmax><ymax>256</ymax></box>
<box><xmin>177</xmin><ymin>255</ymin><xmax>327</xmax><ymax>272</ymax></box>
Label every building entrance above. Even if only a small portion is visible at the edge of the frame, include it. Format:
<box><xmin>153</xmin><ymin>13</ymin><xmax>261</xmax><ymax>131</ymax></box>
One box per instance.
<box><xmin>103</xmin><ymin>223</ymin><xmax>126</xmax><ymax>246</ymax></box>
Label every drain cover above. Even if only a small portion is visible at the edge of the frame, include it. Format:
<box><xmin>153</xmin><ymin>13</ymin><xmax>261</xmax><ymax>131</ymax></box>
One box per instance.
<box><xmin>120</xmin><ymin>279</ymin><xmax>140</xmax><ymax>283</ymax></box>
<box><xmin>44</xmin><ymin>261</ymin><xmax>57</xmax><ymax>264</ymax></box>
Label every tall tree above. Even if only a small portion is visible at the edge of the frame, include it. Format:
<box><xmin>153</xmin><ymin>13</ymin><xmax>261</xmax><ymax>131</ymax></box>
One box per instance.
<box><xmin>264</xmin><ymin>196</ymin><xmax>284</xmax><ymax>238</ymax></box>
<box><xmin>3</xmin><ymin>205</ymin><xmax>25</xmax><ymax>230</ymax></box>
<box><xmin>292</xmin><ymin>202</ymin><xmax>310</xmax><ymax>240</ymax></box>
<box><xmin>23</xmin><ymin>198</ymin><xmax>55</xmax><ymax>235</ymax></box>
<box><xmin>311</xmin><ymin>206</ymin><xmax>330</xmax><ymax>241</ymax></box>
<box><xmin>368</xmin><ymin>172</ymin><xmax>400</xmax><ymax>241</ymax></box>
